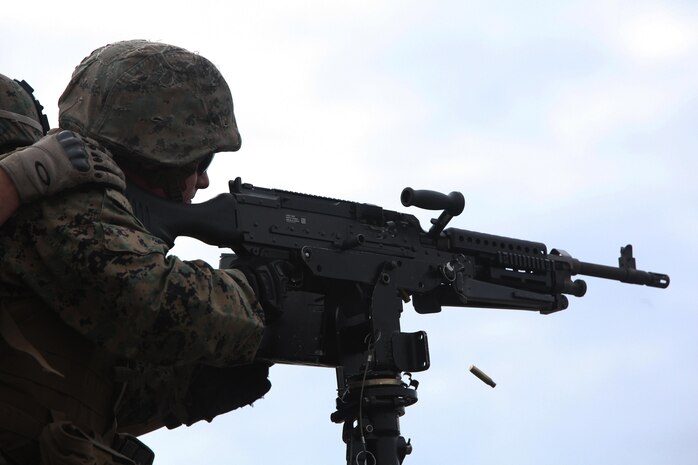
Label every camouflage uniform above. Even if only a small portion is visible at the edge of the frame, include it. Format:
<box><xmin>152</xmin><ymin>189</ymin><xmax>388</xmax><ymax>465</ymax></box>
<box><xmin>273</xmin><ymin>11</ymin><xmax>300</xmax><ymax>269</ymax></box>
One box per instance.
<box><xmin>0</xmin><ymin>41</ymin><xmax>266</xmax><ymax>465</ymax></box>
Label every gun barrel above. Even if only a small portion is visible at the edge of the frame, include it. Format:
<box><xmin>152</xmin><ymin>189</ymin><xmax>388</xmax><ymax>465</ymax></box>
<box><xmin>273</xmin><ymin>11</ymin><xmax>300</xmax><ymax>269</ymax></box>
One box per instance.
<box><xmin>577</xmin><ymin>261</ymin><xmax>670</xmax><ymax>288</ymax></box>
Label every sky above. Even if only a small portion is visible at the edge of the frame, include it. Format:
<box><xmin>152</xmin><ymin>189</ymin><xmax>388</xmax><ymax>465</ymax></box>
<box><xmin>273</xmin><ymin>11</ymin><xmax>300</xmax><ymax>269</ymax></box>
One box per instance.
<box><xmin>2</xmin><ymin>1</ymin><xmax>697</xmax><ymax>464</ymax></box>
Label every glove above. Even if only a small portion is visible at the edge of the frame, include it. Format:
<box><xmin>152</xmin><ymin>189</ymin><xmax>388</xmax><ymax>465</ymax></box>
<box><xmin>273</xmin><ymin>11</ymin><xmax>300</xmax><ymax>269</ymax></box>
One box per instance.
<box><xmin>232</xmin><ymin>257</ymin><xmax>292</xmax><ymax>323</ymax></box>
<box><xmin>173</xmin><ymin>362</ymin><xmax>272</xmax><ymax>426</ymax></box>
<box><xmin>0</xmin><ymin>128</ymin><xmax>126</xmax><ymax>203</ymax></box>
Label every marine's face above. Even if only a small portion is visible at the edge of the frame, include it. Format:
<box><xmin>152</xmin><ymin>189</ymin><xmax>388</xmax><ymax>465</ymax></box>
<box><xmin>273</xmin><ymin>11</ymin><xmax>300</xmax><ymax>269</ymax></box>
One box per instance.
<box><xmin>180</xmin><ymin>152</ymin><xmax>214</xmax><ymax>203</ymax></box>
<box><xmin>122</xmin><ymin>153</ymin><xmax>213</xmax><ymax>204</ymax></box>
<box><xmin>181</xmin><ymin>170</ymin><xmax>210</xmax><ymax>204</ymax></box>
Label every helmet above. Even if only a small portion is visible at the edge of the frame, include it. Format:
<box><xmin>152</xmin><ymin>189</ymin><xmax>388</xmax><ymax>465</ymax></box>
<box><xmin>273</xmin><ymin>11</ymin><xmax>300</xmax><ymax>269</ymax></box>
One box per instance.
<box><xmin>0</xmin><ymin>74</ymin><xmax>49</xmax><ymax>152</ymax></box>
<box><xmin>58</xmin><ymin>40</ymin><xmax>241</xmax><ymax>168</ymax></box>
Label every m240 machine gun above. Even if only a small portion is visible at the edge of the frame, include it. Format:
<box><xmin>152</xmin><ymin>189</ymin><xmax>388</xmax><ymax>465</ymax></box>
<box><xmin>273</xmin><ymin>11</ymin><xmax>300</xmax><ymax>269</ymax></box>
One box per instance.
<box><xmin>127</xmin><ymin>178</ymin><xmax>669</xmax><ymax>465</ymax></box>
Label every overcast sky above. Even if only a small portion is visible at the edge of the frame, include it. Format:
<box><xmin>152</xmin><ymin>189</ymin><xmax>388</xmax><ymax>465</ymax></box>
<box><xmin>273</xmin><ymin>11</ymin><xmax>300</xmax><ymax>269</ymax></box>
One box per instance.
<box><xmin>2</xmin><ymin>1</ymin><xmax>696</xmax><ymax>464</ymax></box>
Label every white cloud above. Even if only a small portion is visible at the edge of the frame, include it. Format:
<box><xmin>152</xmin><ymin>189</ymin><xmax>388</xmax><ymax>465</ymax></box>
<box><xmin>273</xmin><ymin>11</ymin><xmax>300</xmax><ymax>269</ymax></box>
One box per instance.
<box><xmin>616</xmin><ymin>7</ymin><xmax>698</xmax><ymax>63</ymax></box>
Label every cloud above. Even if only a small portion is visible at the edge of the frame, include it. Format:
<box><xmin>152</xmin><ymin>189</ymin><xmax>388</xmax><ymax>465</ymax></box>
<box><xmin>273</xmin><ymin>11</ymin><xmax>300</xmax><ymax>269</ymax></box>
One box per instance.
<box><xmin>616</xmin><ymin>6</ymin><xmax>698</xmax><ymax>63</ymax></box>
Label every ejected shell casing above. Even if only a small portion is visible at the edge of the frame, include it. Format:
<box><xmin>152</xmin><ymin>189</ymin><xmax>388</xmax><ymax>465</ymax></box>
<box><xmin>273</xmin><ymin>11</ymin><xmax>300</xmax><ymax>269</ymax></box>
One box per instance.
<box><xmin>469</xmin><ymin>364</ymin><xmax>496</xmax><ymax>388</ymax></box>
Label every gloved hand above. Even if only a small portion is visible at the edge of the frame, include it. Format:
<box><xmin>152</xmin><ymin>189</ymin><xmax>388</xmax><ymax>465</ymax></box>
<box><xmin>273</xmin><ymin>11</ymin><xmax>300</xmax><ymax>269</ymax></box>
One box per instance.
<box><xmin>175</xmin><ymin>362</ymin><xmax>272</xmax><ymax>426</ymax></box>
<box><xmin>0</xmin><ymin>128</ymin><xmax>126</xmax><ymax>203</ymax></box>
<box><xmin>231</xmin><ymin>257</ymin><xmax>292</xmax><ymax>323</ymax></box>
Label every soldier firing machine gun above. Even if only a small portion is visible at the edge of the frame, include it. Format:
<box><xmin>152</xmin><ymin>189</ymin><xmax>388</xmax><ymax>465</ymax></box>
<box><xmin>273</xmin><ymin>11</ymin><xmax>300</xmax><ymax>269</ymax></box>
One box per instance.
<box><xmin>127</xmin><ymin>178</ymin><xmax>669</xmax><ymax>465</ymax></box>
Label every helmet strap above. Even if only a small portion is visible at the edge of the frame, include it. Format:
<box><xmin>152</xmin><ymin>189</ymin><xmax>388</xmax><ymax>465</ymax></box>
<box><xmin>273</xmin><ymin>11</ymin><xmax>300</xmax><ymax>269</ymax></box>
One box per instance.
<box><xmin>150</xmin><ymin>165</ymin><xmax>197</xmax><ymax>203</ymax></box>
<box><xmin>111</xmin><ymin>148</ymin><xmax>200</xmax><ymax>203</ymax></box>
<box><xmin>14</xmin><ymin>79</ymin><xmax>50</xmax><ymax>135</ymax></box>
<box><xmin>125</xmin><ymin>158</ymin><xmax>198</xmax><ymax>203</ymax></box>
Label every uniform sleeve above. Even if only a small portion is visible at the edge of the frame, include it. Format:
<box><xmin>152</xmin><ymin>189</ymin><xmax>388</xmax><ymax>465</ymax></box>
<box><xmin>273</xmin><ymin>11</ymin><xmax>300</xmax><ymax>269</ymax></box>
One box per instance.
<box><xmin>17</xmin><ymin>188</ymin><xmax>265</xmax><ymax>367</ymax></box>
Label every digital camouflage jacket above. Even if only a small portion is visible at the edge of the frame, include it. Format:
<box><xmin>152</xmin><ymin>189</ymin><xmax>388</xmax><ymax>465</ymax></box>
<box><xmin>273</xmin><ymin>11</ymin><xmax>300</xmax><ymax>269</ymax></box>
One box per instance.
<box><xmin>0</xmin><ymin>182</ymin><xmax>265</xmax><ymax>440</ymax></box>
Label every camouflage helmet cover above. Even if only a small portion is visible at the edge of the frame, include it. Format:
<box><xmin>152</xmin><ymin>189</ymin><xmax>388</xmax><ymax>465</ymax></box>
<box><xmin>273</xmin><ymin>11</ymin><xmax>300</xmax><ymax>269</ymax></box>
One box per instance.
<box><xmin>58</xmin><ymin>40</ymin><xmax>241</xmax><ymax>168</ymax></box>
<box><xmin>0</xmin><ymin>73</ymin><xmax>45</xmax><ymax>150</ymax></box>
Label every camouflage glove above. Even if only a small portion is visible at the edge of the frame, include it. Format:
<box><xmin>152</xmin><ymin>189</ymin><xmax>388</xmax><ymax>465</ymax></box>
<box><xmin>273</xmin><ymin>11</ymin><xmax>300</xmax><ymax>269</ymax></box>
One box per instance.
<box><xmin>0</xmin><ymin>128</ymin><xmax>125</xmax><ymax>203</ymax></box>
<box><xmin>231</xmin><ymin>258</ymin><xmax>292</xmax><ymax>324</ymax></box>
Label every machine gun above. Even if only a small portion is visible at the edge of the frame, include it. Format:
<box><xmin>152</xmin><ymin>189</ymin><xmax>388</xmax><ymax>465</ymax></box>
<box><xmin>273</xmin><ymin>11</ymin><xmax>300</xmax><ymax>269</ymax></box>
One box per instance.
<box><xmin>126</xmin><ymin>178</ymin><xmax>669</xmax><ymax>465</ymax></box>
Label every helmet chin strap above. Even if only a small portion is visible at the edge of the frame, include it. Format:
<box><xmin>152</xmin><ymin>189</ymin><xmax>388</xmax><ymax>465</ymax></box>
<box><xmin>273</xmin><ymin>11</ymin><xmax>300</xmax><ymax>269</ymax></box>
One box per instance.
<box><xmin>160</xmin><ymin>178</ymin><xmax>186</xmax><ymax>203</ymax></box>
<box><xmin>163</xmin><ymin>158</ymin><xmax>201</xmax><ymax>201</ymax></box>
<box><xmin>115</xmin><ymin>152</ymin><xmax>199</xmax><ymax>204</ymax></box>
<box><xmin>144</xmin><ymin>163</ymin><xmax>199</xmax><ymax>203</ymax></box>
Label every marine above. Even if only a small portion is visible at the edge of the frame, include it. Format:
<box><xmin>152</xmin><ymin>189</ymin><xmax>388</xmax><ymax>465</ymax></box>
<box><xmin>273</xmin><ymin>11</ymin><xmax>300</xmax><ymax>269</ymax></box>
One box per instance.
<box><xmin>0</xmin><ymin>73</ymin><xmax>125</xmax><ymax>225</ymax></box>
<box><xmin>0</xmin><ymin>41</ymin><xmax>283</xmax><ymax>465</ymax></box>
